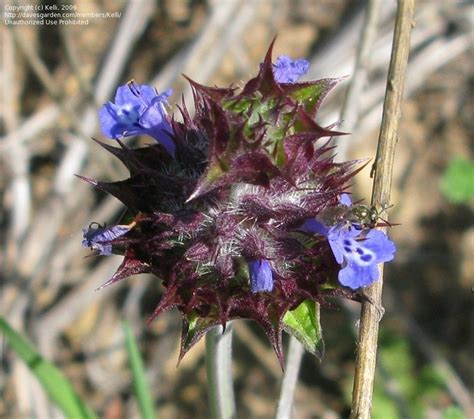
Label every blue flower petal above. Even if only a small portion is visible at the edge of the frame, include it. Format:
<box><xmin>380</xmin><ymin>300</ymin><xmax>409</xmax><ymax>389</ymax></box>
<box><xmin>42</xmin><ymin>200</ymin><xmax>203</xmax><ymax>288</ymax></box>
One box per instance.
<box><xmin>338</xmin><ymin>262</ymin><xmax>380</xmax><ymax>289</ymax></box>
<box><xmin>114</xmin><ymin>84</ymin><xmax>141</xmax><ymax>107</ymax></box>
<box><xmin>362</xmin><ymin>229</ymin><xmax>396</xmax><ymax>263</ymax></box>
<box><xmin>98</xmin><ymin>104</ymin><xmax>119</xmax><ymax>138</ymax></box>
<box><xmin>132</xmin><ymin>84</ymin><xmax>158</xmax><ymax>104</ymax></box>
<box><xmin>327</xmin><ymin>224</ymin><xmax>360</xmax><ymax>264</ymax></box>
<box><xmin>99</xmin><ymin>102</ymin><xmax>142</xmax><ymax>138</ymax></box>
<box><xmin>339</xmin><ymin>193</ymin><xmax>352</xmax><ymax>207</ymax></box>
<box><xmin>273</xmin><ymin>55</ymin><xmax>309</xmax><ymax>83</ymax></box>
<box><xmin>139</xmin><ymin>96</ymin><xmax>175</xmax><ymax>155</ymax></box>
<box><xmin>248</xmin><ymin>260</ymin><xmax>274</xmax><ymax>293</ymax></box>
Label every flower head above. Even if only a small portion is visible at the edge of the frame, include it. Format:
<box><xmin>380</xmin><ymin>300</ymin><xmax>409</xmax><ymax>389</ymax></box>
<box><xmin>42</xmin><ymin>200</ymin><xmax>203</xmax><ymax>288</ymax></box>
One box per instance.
<box><xmin>99</xmin><ymin>82</ymin><xmax>175</xmax><ymax>155</ymax></box>
<box><xmin>272</xmin><ymin>55</ymin><xmax>310</xmax><ymax>83</ymax></box>
<box><xmin>80</xmin><ymin>40</ymin><xmax>392</xmax><ymax>366</ymax></box>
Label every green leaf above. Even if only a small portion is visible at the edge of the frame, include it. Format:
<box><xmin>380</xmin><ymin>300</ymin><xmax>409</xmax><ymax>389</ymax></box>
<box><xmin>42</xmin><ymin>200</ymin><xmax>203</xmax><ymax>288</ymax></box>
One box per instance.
<box><xmin>282</xmin><ymin>300</ymin><xmax>324</xmax><ymax>358</ymax></box>
<box><xmin>0</xmin><ymin>317</ymin><xmax>96</xmax><ymax>419</ymax></box>
<box><xmin>247</xmin><ymin>98</ymin><xmax>278</xmax><ymax>125</ymax></box>
<box><xmin>288</xmin><ymin>83</ymin><xmax>325</xmax><ymax>114</ymax></box>
<box><xmin>122</xmin><ymin>321</ymin><xmax>156</xmax><ymax>419</ymax></box>
<box><xmin>440</xmin><ymin>156</ymin><xmax>474</xmax><ymax>204</ymax></box>
<box><xmin>222</xmin><ymin>97</ymin><xmax>252</xmax><ymax>114</ymax></box>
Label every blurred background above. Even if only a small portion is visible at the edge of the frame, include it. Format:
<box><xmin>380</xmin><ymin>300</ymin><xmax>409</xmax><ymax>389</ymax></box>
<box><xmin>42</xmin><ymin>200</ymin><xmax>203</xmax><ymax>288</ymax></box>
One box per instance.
<box><xmin>1</xmin><ymin>0</ymin><xmax>472</xmax><ymax>418</ymax></box>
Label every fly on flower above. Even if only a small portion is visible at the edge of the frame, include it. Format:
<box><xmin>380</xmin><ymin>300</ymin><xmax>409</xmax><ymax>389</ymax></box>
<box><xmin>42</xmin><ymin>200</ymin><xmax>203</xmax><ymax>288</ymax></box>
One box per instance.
<box><xmin>346</xmin><ymin>203</ymin><xmax>394</xmax><ymax>229</ymax></box>
<box><xmin>317</xmin><ymin>194</ymin><xmax>392</xmax><ymax>230</ymax></box>
<box><xmin>301</xmin><ymin>193</ymin><xmax>396</xmax><ymax>289</ymax></box>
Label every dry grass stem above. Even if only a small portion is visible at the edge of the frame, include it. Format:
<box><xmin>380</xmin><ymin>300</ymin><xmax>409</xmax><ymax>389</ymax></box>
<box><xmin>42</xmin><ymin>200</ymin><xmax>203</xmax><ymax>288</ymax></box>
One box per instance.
<box><xmin>350</xmin><ymin>1</ymin><xmax>416</xmax><ymax>417</ymax></box>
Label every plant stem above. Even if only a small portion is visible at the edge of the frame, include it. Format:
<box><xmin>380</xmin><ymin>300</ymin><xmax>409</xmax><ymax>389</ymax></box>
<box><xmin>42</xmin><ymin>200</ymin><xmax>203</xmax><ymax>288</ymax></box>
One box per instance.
<box><xmin>350</xmin><ymin>1</ymin><xmax>415</xmax><ymax>418</ymax></box>
<box><xmin>275</xmin><ymin>336</ymin><xmax>305</xmax><ymax>419</ymax></box>
<box><xmin>206</xmin><ymin>322</ymin><xmax>236</xmax><ymax>419</ymax></box>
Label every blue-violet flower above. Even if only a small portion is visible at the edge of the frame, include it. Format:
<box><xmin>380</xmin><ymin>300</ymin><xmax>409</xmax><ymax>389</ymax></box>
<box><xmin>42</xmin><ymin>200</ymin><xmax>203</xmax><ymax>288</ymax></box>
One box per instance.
<box><xmin>327</xmin><ymin>224</ymin><xmax>396</xmax><ymax>289</ymax></box>
<box><xmin>272</xmin><ymin>55</ymin><xmax>310</xmax><ymax>83</ymax></box>
<box><xmin>82</xmin><ymin>223</ymin><xmax>132</xmax><ymax>255</ymax></box>
<box><xmin>99</xmin><ymin>82</ymin><xmax>175</xmax><ymax>155</ymax></box>
<box><xmin>302</xmin><ymin>193</ymin><xmax>396</xmax><ymax>289</ymax></box>
<box><xmin>248</xmin><ymin>260</ymin><xmax>274</xmax><ymax>293</ymax></box>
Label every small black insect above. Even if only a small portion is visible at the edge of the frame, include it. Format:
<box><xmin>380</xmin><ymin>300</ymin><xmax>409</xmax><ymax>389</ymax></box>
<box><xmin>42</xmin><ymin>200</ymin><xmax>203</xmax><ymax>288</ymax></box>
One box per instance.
<box><xmin>346</xmin><ymin>204</ymin><xmax>392</xmax><ymax>229</ymax></box>
<box><xmin>317</xmin><ymin>203</ymin><xmax>392</xmax><ymax>230</ymax></box>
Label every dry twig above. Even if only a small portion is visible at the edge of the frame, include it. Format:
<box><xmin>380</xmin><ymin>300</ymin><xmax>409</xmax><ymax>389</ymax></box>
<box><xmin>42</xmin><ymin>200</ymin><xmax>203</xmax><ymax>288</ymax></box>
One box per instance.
<box><xmin>350</xmin><ymin>1</ymin><xmax>415</xmax><ymax>417</ymax></box>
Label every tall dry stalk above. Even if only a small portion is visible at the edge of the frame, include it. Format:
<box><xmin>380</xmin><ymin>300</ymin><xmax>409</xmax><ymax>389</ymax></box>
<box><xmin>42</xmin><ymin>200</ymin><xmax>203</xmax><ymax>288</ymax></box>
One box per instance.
<box><xmin>350</xmin><ymin>1</ymin><xmax>416</xmax><ymax>417</ymax></box>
